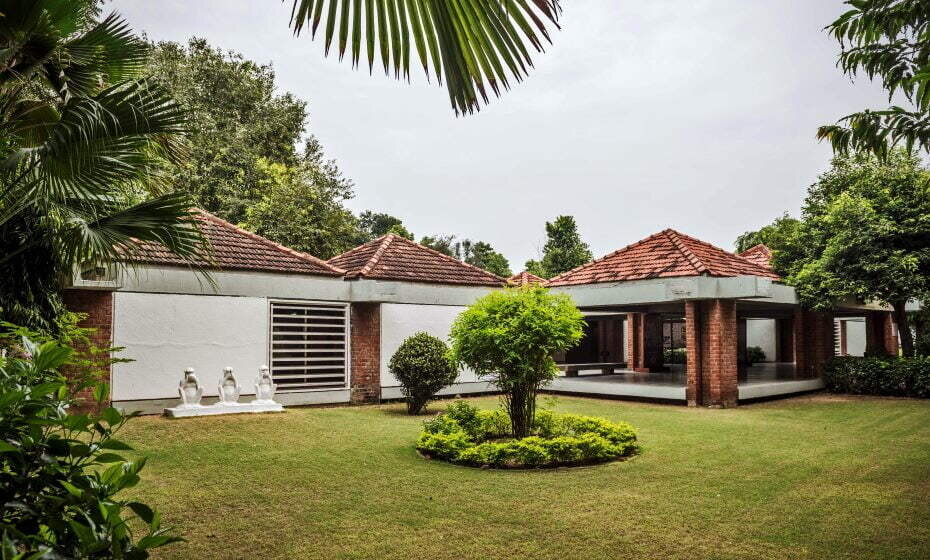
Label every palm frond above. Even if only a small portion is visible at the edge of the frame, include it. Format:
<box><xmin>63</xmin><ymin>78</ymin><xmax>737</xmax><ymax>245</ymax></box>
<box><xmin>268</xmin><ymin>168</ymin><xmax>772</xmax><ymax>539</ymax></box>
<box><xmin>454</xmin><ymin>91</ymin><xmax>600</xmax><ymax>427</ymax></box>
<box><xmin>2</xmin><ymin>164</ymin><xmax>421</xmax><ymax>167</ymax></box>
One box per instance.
<box><xmin>289</xmin><ymin>0</ymin><xmax>561</xmax><ymax>114</ymax></box>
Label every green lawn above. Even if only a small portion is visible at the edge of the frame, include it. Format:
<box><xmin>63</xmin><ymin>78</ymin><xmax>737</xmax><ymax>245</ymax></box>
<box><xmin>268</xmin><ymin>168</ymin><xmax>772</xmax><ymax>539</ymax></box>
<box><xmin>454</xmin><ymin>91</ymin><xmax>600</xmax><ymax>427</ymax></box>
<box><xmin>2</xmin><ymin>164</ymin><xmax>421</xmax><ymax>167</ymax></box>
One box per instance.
<box><xmin>120</xmin><ymin>395</ymin><xmax>930</xmax><ymax>560</ymax></box>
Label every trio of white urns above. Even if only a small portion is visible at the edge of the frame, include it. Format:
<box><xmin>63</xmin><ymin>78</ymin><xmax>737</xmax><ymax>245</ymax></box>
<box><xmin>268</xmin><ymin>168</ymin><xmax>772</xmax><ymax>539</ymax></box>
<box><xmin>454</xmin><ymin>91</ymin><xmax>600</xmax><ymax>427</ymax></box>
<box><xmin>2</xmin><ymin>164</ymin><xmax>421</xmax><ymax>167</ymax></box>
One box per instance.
<box><xmin>178</xmin><ymin>365</ymin><xmax>278</xmax><ymax>408</ymax></box>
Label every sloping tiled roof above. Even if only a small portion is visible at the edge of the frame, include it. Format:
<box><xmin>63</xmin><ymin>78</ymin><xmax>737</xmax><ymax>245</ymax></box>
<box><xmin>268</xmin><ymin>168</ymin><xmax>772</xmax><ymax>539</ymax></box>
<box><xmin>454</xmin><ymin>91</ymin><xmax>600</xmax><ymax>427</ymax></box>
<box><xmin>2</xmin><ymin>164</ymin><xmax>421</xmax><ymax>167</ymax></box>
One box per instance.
<box><xmin>738</xmin><ymin>244</ymin><xmax>774</xmax><ymax>269</ymax></box>
<box><xmin>508</xmin><ymin>271</ymin><xmax>546</xmax><ymax>286</ymax></box>
<box><xmin>328</xmin><ymin>234</ymin><xmax>506</xmax><ymax>287</ymax></box>
<box><xmin>547</xmin><ymin>229</ymin><xmax>781</xmax><ymax>287</ymax></box>
<box><xmin>132</xmin><ymin>210</ymin><xmax>345</xmax><ymax>277</ymax></box>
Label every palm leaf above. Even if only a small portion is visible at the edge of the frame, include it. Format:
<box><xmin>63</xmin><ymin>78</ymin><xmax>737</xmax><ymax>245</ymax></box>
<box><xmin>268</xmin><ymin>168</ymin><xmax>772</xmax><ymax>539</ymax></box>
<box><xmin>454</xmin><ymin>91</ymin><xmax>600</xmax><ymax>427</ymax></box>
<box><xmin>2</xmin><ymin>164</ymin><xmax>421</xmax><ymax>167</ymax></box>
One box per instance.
<box><xmin>290</xmin><ymin>0</ymin><xmax>561</xmax><ymax>114</ymax></box>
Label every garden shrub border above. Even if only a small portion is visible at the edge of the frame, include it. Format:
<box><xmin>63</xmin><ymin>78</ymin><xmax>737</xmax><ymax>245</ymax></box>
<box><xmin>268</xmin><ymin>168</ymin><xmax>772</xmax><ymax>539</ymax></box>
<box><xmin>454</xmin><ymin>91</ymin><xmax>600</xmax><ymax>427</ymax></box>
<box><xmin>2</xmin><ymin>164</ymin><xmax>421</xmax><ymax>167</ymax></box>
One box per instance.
<box><xmin>824</xmin><ymin>356</ymin><xmax>930</xmax><ymax>398</ymax></box>
<box><xmin>416</xmin><ymin>401</ymin><xmax>639</xmax><ymax>469</ymax></box>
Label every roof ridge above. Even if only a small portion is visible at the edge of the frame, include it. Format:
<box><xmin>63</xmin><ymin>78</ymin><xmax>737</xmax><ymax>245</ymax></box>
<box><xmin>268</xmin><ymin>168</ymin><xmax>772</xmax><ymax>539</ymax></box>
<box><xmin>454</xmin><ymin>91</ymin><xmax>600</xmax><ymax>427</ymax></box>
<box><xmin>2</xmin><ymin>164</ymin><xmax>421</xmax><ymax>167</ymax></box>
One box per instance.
<box><xmin>670</xmin><ymin>229</ymin><xmax>777</xmax><ymax>277</ymax></box>
<box><xmin>663</xmin><ymin>229</ymin><xmax>709</xmax><ymax>275</ymax></box>
<box><xmin>195</xmin><ymin>209</ymin><xmax>346</xmax><ymax>276</ymax></box>
<box><xmin>547</xmin><ymin>230</ymin><xmax>669</xmax><ymax>284</ymax></box>
<box><xmin>387</xmin><ymin>235</ymin><xmax>507</xmax><ymax>283</ymax></box>
<box><xmin>355</xmin><ymin>234</ymin><xmax>396</xmax><ymax>278</ymax></box>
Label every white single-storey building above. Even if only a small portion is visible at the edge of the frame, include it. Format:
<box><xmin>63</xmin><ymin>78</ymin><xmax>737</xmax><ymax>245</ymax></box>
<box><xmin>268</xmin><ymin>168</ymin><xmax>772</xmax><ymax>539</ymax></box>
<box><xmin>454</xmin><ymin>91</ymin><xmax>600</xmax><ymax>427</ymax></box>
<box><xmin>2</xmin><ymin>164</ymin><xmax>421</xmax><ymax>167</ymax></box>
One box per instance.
<box><xmin>62</xmin><ymin>212</ymin><xmax>900</xmax><ymax>413</ymax></box>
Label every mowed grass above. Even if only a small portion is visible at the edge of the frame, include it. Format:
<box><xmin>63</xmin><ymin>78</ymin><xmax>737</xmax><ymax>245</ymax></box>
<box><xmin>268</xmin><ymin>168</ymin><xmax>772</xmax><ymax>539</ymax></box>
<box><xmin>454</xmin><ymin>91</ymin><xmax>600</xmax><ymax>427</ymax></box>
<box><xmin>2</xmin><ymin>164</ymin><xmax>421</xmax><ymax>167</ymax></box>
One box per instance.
<box><xmin>119</xmin><ymin>394</ymin><xmax>930</xmax><ymax>560</ymax></box>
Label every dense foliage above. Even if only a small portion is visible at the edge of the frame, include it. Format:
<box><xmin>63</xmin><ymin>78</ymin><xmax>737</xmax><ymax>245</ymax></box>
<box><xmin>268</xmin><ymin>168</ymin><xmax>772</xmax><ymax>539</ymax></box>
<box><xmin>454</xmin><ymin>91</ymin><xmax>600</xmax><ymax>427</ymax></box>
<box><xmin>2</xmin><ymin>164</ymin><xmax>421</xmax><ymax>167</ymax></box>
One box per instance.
<box><xmin>819</xmin><ymin>0</ymin><xmax>930</xmax><ymax>157</ymax></box>
<box><xmin>747</xmin><ymin>151</ymin><xmax>930</xmax><ymax>356</ymax></box>
<box><xmin>734</xmin><ymin>213</ymin><xmax>801</xmax><ymax>256</ymax></box>
<box><xmin>419</xmin><ymin>235</ymin><xmax>512</xmax><ymax>277</ymax></box>
<box><xmin>525</xmin><ymin>216</ymin><xmax>593</xmax><ymax>279</ymax></box>
<box><xmin>148</xmin><ymin>39</ymin><xmax>360</xmax><ymax>259</ymax></box>
<box><xmin>824</xmin><ymin>356</ymin><xmax>930</xmax><ymax>398</ymax></box>
<box><xmin>0</xmin><ymin>334</ymin><xmax>180</xmax><ymax>557</ymax></box>
<box><xmin>389</xmin><ymin>332</ymin><xmax>457</xmax><ymax>414</ymax></box>
<box><xmin>416</xmin><ymin>401</ymin><xmax>638</xmax><ymax>468</ymax></box>
<box><xmin>0</xmin><ymin>1</ymin><xmax>204</xmax><ymax>332</ymax></box>
<box><xmin>449</xmin><ymin>286</ymin><xmax>584</xmax><ymax>438</ymax></box>
<box><xmin>288</xmin><ymin>1</ymin><xmax>561</xmax><ymax>114</ymax></box>
<box><xmin>358</xmin><ymin>211</ymin><xmax>413</xmax><ymax>241</ymax></box>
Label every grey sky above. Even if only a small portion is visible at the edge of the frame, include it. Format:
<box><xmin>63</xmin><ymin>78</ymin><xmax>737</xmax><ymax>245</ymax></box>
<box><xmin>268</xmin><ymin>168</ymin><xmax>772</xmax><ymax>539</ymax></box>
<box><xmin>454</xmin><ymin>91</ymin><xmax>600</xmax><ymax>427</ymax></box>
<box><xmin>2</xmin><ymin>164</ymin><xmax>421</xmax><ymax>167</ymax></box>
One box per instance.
<box><xmin>115</xmin><ymin>0</ymin><xmax>892</xmax><ymax>269</ymax></box>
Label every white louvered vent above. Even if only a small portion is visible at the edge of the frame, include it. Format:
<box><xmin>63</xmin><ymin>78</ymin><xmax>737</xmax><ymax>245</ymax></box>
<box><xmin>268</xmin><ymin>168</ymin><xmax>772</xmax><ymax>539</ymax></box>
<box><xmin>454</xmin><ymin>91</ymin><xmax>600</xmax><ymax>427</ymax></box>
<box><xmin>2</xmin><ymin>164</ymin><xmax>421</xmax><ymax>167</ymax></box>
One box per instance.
<box><xmin>269</xmin><ymin>301</ymin><xmax>349</xmax><ymax>392</ymax></box>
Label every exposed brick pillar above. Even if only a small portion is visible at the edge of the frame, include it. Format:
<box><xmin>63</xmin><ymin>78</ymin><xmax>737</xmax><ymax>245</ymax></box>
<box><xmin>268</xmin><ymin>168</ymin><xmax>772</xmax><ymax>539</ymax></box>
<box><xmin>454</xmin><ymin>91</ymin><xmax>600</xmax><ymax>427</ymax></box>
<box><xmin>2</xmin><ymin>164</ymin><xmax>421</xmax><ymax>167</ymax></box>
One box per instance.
<box><xmin>685</xmin><ymin>301</ymin><xmax>702</xmax><ymax>406</ymax></box>
<box><xmin>685</xmin><ymin>299</ymin><xmax>738</xmax><ymax>408</ymax></box>
<box><xmin>626</xmin><ymin>313</ymin><xmax>643</xmax><ymax>370</ymax></box>
<box><xmin>809</xmin><ymin>311</ymin><xmax>835</xmax><ymax>378</ymax></box>
<box><xmin>865</xmin><ymin>311</ymin><xmax>897</xmax><ymax>357</ymax></box>
<box><xmin>350</xmin><ymin>303</ymin><xmax>381</xmax><ymax>403</ymax></box>
<box><xmin>61</xmin><ymin>289</ymin><xmax>114</xmax><ymax>407</ymax></box>
<box><xmin>882</xmin><ymin>313</ymin><xmax>900</xmax><ymax>356</ymax></box>
<box><xmin>775</xmin><ymin>317</ymin><xmax>794</xmax><ymax>362</ymax></box>
<box><xmin>642</xmin><ymin>313</ymin><xmax>664</xmax><ymax>371</ymax></box>
<box><xmin>737</xmin><ymin>318</ymin><xmax>748</xmax><ymax>381</ymax></box>
<box><xmin>700</xmin><ymin>299</ymin><xmax>738</xmax><ymax>408</ymax></box>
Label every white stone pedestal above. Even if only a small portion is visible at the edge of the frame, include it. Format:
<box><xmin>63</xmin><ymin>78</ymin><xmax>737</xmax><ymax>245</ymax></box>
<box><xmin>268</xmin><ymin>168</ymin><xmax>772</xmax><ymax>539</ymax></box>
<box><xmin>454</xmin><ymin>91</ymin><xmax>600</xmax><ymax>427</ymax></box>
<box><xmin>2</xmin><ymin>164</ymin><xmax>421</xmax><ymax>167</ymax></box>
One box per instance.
<box><xmin>164</xmin><ymin>401</ymin><xmax>284</xmax><ymax>418</ymax></box>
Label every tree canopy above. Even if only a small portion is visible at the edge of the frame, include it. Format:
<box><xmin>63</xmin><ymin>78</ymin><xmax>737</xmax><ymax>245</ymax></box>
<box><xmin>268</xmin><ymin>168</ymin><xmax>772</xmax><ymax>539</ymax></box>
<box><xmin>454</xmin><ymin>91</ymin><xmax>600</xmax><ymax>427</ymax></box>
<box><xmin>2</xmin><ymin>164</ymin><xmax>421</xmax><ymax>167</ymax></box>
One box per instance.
<box><xmin>773</xmin><ymin>150</ymin><xmax>930</xmax><ymax>356</ymax></box>
<box><xmin>419</xmin><ymin>234</ymin><xmax>511</xmax><ymax>277</ymax></box>
<box><xmin>734</xmin><ymin>214</ymin><xmax>802</xmax><ymax>258</ymax></box>
<box><xmin>525</xmin><ymin>215</ymin><xmax>593</xmax><ymax>278</ymax></box>
<box><xmin>358</xmin><ymin>211</ymin><xmax>413</xmax><ymax>240</ymax></box>
<box><xmin>819</xmin><ymin>1</ymin><xmax>930</xmax><ymax>157</ymax></box>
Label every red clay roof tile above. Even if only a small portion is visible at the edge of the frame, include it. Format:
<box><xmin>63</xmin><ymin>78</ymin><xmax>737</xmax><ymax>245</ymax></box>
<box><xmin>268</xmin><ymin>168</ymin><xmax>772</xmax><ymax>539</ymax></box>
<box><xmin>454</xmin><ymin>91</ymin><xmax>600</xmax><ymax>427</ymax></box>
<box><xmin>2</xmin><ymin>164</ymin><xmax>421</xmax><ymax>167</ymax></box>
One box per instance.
<box><xmin>546</xmin><ymin>229</ymin><xmax>781</xmax><ymax>287</ymax></box>
<box><xmin>738</xmin><ymin>244</ymin><xmax>774</xmax><ymax>269</ymax></box>
<box><xmin>508</xmin><ymin>271</ymin><xmax>546</xmax><ymax>286</ymax></box>
<box><xmin>328</xmin><ymin>234</ymin><xmax>506</xmax><ymax>287</ymax></box>
<box><xmin>131</xmin><ymin>210</ymin><xmax>345</xmax><ymax>277</ymax></box>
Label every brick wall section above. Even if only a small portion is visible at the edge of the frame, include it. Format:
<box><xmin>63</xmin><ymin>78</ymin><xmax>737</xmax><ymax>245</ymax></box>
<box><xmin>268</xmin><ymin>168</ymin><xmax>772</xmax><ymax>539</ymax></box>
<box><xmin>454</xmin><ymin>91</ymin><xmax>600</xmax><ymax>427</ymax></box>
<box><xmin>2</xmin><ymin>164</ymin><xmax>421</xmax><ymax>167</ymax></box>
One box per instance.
<box><xmin>684</xmin><ymin>301</ymin><xmax>703</xmax><ymax>406</ymax></box>
<box><xmin>793</xmin><ymin>309</ymin><xmax>834</xmax><ymax>378</ymax></box>
<box><xmin>882</xmin><ymin>312</ymin><xmax>900</xmax><ymax>356</ymax></box>
<box><xmin>349</xmin><ymin>303</ymin><xmax>381</xmax><ymax>403</ymax></box>
<box><xmin>642</xmin><ymin>313</ymin><xmax>664</xmax><ymax>371</ymax></box>
<box><xmin>792</xmin><ymin>309</ymin><xmax>808</xmax><ymax>377</ymax></box>
<box><xmin>865</xmin><ymin>311</ymin><xmax>898</xmax><ymax>357</ymax></box>
<box><xmin>699</xmin><ymin>299</ymin><xmax>738</xmax><ymax>407</ymax></box>
<box><xmin>60</xmin><ymin>289</ymin><xmax>114</xmax><ymax>407</ymax></box>
<box><xmin>626</xmin><ymin>313</ymin><xmax>642</xmax><ymax>371</ymax></box>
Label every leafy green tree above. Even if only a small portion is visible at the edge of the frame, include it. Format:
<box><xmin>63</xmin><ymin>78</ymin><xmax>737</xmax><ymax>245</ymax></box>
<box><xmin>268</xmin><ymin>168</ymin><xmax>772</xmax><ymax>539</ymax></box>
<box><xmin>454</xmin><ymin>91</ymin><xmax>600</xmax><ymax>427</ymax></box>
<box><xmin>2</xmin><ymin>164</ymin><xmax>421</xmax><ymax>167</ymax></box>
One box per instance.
<box><xmin>419</xmin><ymin>234</ymin><xmax>457</xmax><ymax>256</ymax></box>
<box><xmin>734</xmin><ymin>214</ymin><xmax>802</xmax><ymax>256</ymax></box>
<box><xmin>358</xmin><ymin>211</ymin><xmax>412</xmax><ymax>240</ymax></box>
<box><xmin>528</xmin><ymin>216</ymin><xmax>593</xmax><ymax>278</ymax></box>
<box><xmin>775</xmin><ymin>150</ymin><xmax>930</xmax><ymax>356</ymax></box>
<box><xmin>449</xmin><ymin>285</ymin><xmax>584</xmax><ymax>438</ymax></box>
<box><xmin>289</xmin><ymin>1</ymin><xmax>561</xmax><ymax>114</ymax></box>
<box><xmin>241</xmin><ymin>156</ymin><xmax>360</xmax><ymax>259</ymax></box>
<box><xmin>148</xmin><ymin>39</ymin><xmax>355</xmax><ymax>228</ymax></box>
<box><xmin>818</xmin><ymin>1</ymin><xmax>930</xmax><ymax>157</ymax></box>
<box><xmin>0</xmin><ymin>1</ymin><xmax>204</xmax><ymax>332</ymax></box>
<box><xmin>465</xmin><ymin>241</ymin><xmax>512</xmax><ymax>277</ymax></box>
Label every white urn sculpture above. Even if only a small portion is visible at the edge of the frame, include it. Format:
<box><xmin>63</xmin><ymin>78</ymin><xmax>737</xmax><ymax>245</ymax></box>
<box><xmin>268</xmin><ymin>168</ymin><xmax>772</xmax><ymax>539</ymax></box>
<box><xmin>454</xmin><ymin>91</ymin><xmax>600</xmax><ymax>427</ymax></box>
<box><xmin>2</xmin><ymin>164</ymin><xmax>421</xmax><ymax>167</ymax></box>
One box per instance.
<box><xmin>178</xmin><ymin>368</ymin><xmax>203</xmax><ymax>408</ymax></box>
<box><xmin>218</xmin><ymin>367</ymin><xmax>241</xmax><ymax>405</ymax></box>
<box><xmin>254</xmin><ymin>365</ymin><xmax>276</xmax><ymax>403</ymax></box>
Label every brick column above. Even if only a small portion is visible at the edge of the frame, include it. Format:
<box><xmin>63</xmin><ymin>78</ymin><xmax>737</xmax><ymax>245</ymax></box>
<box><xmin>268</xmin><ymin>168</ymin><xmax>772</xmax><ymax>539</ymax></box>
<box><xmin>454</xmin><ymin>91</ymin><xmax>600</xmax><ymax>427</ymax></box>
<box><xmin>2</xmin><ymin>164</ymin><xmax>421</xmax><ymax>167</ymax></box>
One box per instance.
<box><xmin>61</xmin><ymin>289</ymin><xmax>114</xmax><ymax>408</ymax></box>
<box><xmin>685</xmin><ymin>299</ymin><xmax>738</xmax><ymax>408</ymax></box>
<box><xmin>350</xmin><ymin>303</ymin><xmax>381</xmax><ymax>403</ymax></box>
<box><xmin>865</xmin><ymin>311</ymin><xmax>897</xmax><ymax>357</ymax></box>
<box><xmin>809</xmin><ymin>311</ymin><xmax>835</xmax><ymax>378</ymax></box>
<box><xmin>882</xmin><ymin>313</ymin><xmax>899</xmax><ymax>356</ymax></box>
<box><xmin>626</xmin><ymin>313</ymin><xmax>642</xmax><ymax>371</ymax></box>
<box><xmin>775</xmin><ymin>317</ymin><xmax>793</xmax><ymax>362</ymax></box>
<box><xmin>685</xmin><ymin>301</ymin><xmax>702</xmax><ymax>406</ymax></box>
<box><xmin>792</xmin><ymin>309</ymin><xmax>808</xmax><ymax>377</ymax></box>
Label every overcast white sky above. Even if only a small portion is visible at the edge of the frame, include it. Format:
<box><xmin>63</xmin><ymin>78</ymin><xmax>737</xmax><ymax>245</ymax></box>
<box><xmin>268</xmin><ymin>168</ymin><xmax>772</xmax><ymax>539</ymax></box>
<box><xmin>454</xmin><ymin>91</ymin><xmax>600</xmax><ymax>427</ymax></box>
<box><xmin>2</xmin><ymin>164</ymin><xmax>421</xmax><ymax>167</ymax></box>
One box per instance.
<box><xmin>114</xmin><ymin>0</ymin><xmax>892</xmax><ymax>268</ymax></box>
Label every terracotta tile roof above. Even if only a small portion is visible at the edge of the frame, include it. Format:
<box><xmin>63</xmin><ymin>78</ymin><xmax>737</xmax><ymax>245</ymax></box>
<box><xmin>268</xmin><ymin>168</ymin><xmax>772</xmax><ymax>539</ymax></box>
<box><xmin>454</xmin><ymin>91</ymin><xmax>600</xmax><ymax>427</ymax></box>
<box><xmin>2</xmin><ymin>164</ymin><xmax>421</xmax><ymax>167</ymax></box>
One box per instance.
<box><xmin>547</xmin><ymin>229</ymin><xmax>781</xmax><ymax>287</ymax></box>
<box><xmin>508</xmin><ymin>271</ymin><xmax>546</xmax><ymax>286</ymax></box>
<box><xmin>328</xmin><ymin>234</ymin><xmax>506</xmax><ymax>287</ymax></box>
<box><xmin>738</xmin><ymin>244</ymin><xmax>774</xmax><ymax>269</ymax></box>
<box><xmin>131</xmin><ymin>210</ymin><xmax>345</xmax><ymax>277</ymax></box>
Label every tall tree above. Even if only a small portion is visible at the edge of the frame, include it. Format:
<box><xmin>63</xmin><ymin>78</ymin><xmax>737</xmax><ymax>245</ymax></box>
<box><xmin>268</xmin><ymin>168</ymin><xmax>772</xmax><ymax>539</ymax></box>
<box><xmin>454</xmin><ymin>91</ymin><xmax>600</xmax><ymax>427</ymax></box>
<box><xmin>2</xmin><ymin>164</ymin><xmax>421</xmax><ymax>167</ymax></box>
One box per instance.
<box><xmin>819</xmin><ymin>1</ymin><xmax>930</xmax><ymax>157</ymax></box>
<box><xmin>419</xmin><ymin>234</ymin><xmax>457</xmax><ymax>256</ymax></box>
<box><xmin>527</xmin><ymin>215</ymin><xmax>593</xmax><ymax>278</ymax></box>
<box><xmin>289</xmin><ymin>1</ymin><xmax>562</xmax><ymax>114</ymax></box>
<box><xmin>734</xmin><ymin>214</ymin><xmax>802</xmax><ymax>255</ymax></box>
<box><xmin>358</xmin><ymin>210</ymin><xmax>413</xmax><ymax>240</ymax></box>
<box><xmin>0</xmin><ymin>1</ymin><xmax>203</xmax><ymax>332</ymax></box>
<box><xmin>775</xmin><ymin>150</ymin><xmax>930</xmax><ymax>356</ymax></box>
<box><xmin>466</xmin><ymin>241</ymin><xmax>512</xmax><ymax>278</ymax></box>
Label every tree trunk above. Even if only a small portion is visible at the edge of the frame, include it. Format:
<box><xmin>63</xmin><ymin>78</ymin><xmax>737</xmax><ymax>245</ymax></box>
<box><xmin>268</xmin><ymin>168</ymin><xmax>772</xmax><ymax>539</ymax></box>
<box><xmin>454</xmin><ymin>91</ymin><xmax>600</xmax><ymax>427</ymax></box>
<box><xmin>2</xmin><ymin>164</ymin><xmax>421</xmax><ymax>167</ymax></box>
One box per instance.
<box><xmin>505</xmin><ymin>383</ymin><xmax>538</xmax><ymax>439</ymax></box>
<box><xmin>892</xmin><ymin>300</ymin><xmax>915</xmax><ymax>358</ymax></box>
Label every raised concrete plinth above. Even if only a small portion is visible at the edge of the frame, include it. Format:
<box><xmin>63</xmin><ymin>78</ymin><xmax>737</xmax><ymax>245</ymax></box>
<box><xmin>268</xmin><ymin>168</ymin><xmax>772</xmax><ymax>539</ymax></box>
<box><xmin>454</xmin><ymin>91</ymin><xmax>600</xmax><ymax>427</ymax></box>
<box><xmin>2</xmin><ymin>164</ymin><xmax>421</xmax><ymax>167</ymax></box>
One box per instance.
<box><xmin>165</xmin><ymin>401</ymin><xmax>283</xmax><ymax>418</ymax></box>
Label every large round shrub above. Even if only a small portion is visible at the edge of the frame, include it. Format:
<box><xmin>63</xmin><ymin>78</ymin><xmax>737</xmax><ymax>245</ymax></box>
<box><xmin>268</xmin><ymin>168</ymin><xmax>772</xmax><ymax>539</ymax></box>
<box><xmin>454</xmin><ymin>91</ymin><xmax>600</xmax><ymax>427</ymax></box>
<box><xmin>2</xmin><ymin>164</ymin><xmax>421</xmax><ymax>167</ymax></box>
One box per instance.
<box><xmin>389</xmin><ymin>332</ymin><xmax>458</xmax><ymax>414</ymax></box>
<box><xmin>416</xmin><ymin>401</ymin><xmax>639</xmax><ymax>469</ymax></box>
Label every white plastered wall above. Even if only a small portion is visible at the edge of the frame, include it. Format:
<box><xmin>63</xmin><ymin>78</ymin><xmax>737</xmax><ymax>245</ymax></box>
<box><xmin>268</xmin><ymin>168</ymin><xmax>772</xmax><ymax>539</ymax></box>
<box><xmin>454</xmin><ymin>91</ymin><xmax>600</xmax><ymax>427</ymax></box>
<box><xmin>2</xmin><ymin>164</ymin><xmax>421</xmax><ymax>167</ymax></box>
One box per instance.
<box><xmin>380</xmin><ymin>303</ymin><xmax>480</xmax><ymax>387</ymax></box>
<box><xmin>839</xmin><ymin>318</ymin><xmax>867</xmax><ymax>356</ymax></box>
<box><xmin>112</xmin><ymin>292</ymin><xmax>268</xmax><ymax>401</ymax></box>
<box><xmin>746</xmin><ymin>318</ymin><xmax>777</xmax><ymax>362</ymax></box>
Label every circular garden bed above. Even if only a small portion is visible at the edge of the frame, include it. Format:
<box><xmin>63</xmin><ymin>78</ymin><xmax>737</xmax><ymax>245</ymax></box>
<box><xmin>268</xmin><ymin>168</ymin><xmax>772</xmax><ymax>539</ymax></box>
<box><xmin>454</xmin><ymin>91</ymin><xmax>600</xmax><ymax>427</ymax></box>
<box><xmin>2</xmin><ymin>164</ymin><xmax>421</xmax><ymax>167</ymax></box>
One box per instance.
<box><xmin>416</xmin><ymin>401</ymin><xmax>639</xmax><ymax>469</ymax></box>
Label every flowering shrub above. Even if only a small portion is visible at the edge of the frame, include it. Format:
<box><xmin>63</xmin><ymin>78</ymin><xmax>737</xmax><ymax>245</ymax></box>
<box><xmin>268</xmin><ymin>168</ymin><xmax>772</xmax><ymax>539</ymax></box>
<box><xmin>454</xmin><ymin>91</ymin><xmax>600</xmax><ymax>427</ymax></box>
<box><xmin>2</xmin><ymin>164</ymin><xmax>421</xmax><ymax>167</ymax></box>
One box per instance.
<box><xmin>417</xmin><ymin>401</ymin><xmax>639</xmax><ymax>468</ymax></box>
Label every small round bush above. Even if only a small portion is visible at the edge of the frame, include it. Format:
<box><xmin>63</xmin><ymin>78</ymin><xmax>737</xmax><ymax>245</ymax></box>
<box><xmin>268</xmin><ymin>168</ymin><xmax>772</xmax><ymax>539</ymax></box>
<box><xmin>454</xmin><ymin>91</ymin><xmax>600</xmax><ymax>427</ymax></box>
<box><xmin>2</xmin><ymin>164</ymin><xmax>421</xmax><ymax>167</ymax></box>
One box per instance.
<box><xmin>389</xmin><ymin>332</ymin><xmax>458</xmax><ymax>414</ymax></box>
<box><xmin>417</xmin><ymin>401</ymin><xmax>639</xmax><ymax>469</ymax></box>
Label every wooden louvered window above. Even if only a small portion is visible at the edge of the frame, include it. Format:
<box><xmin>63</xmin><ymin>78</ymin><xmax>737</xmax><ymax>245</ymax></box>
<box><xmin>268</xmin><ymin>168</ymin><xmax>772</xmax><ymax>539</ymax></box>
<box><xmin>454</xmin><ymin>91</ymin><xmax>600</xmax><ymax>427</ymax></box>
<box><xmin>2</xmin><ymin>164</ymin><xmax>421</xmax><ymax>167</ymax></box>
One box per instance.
<box><xmin>269</xmin><ymin>301</ymin><xmax>349</xmax><ymax>392</ymax></box>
